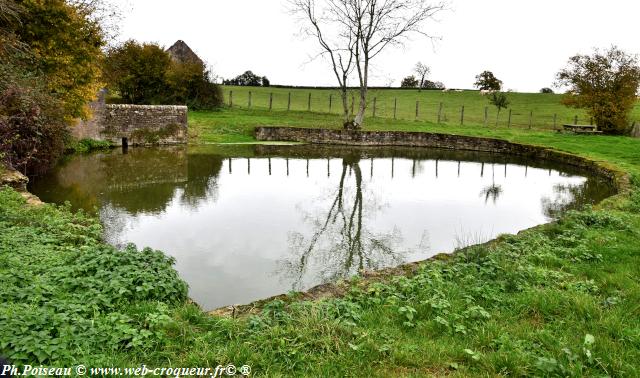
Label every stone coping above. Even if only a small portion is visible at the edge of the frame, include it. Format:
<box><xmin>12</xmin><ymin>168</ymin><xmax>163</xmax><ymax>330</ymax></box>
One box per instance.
<box><xmin>105</xmin><ymin>104</ymin><xmax>188</xmax><ymax>111</ymax></box>
<box><xmin>254</xmin><ymin>126</ymin><xmax>628</xmax><ymax>192</ymax></box>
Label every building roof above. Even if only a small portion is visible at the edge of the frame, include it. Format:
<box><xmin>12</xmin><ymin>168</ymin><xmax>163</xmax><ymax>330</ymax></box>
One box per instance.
<box><xmin>166</xmin><ymin>40</ymin><xmax>204</xmax><ymax>66</ymax></box>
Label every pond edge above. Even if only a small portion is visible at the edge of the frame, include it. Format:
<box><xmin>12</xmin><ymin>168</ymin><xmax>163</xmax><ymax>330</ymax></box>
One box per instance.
<box><xmin>208</xmin><ymin>127</ymin><xmax>630</xmax><ymax>317</ymax></box>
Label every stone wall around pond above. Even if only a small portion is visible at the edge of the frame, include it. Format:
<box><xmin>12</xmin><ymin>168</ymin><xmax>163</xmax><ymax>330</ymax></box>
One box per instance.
<box><xmin>71</xmin><ymin>93</ymin><xmax>188</xmax><ymax>146</ymax></box>
<box><xmin>254</xmin><ymin>126</ymin><xmax>627</xmax><ymax>191</ymax></box>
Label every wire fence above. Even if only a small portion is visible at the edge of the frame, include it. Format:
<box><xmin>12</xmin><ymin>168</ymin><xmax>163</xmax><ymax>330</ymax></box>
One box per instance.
<box><xmin>225</xmin><ymin>89</ymin><xmax>612</xmax><ymax>130</ymax></box>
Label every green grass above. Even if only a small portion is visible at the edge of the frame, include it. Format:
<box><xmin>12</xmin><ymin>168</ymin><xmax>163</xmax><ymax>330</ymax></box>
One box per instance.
<box><xmin>221</xmin><ymin>85</ymin><xmax>640</xmax><ymax>129</ymax></box>
<box><xmin>3</xmin><ymin>107</ymin><xmax>640</xmax><ymax>376</ymax></box>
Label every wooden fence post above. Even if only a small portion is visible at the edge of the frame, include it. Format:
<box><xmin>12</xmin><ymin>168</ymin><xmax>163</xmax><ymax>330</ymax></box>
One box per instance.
<box><xmin>329</xmin><ymin>94</ymin><xmax>332</xmax><ymax>113</ymax></box>
<box><xmin>484</xmin><ymin>106</ymin><xmax>488</xmax><ymax>126</ymax></box>
<box><xmin>269</xmin><ymin>93</ymin><xmax>273</xmax><ymax>111</ymax></box>
<box><xmin>287</xmin><ymin>92</ymin><xmax>291</xmax><ymax>111</ymax></box>
<box><xmin>308</xmin><ymin>93</ymin><xmax>311</xmax><ymax>111</ymax></box>
<box><xmin>351</xmin><ymin>93</ymin><xmax>354</xmax><ymax>115</ymax></box>
<box><xmin>508</xmin><ymin>109</ymin><xmax>512</xmax><ymax>128</ymax></box>
<box><xmin>460</xmin><ymin>105</ymin><xmax>465</xmax><ymax>125</ymax></box>
<box><xmin>372</xmin><ymin>97</ymin><xmax>377</xmax><ymax>117</ymax></box>
<box><xmin>529</xmin><ymin>111</ymin><xmax>533</xmax><ymax>129</ymax></box>
<box><xmin>590</xmin><ymin>117</ymin><xmax>593</xmax><ymax>125</ymax></box>
<box><xmin>415</xmin><ymin>100</ymin><xmax>419</xmax><ymax>120</ymax></box>
<box><xmin>229</xmin><ymin>90</ymin><xmax>233</xmax><ymax>107</ymax></box>
<box><xmin>393</xmin><ymin>98</ymin><xmax>397</xmax><ymax>119</ymax></box>
<box><xmin>248</xmin><ymin>91</ymin><xmax>252</xmax><ymax>108</ymax></box>
<box><xmin>553</xmin><ymin>113</ymin><xmax>557</xmax><ymax>129</ymax></box>
<box><xmin>574</xmin><ymin>115</ymin><xmax>578</xmax><ymax>125</ymax></box>
<box><xmin>437</xmin><ymin>102</ymin><xmax>443</xmax><ymax>123</ymax></box>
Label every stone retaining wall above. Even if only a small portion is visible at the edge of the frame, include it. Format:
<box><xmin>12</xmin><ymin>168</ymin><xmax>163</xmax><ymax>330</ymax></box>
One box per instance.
<box><xmin>72</xmin><ymin>92</ymin><xmax>188</xmax><ymax>146</ymax></box>
<box><xmin>254</xmin><ymin>127</ymin><xmax>627</xmax><ymax>190</ymax></box>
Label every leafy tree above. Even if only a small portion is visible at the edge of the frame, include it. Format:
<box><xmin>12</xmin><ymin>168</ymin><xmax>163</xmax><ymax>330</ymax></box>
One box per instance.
<box><xmin>0</xmin><ymin>0</ymin><xmax>106</xmax><ymax>173</ymax></box>
<box><xmin>556</xmin><ymin>46</ymin><xmax>640</xmax><ymax>134</ymax></box>
<box><xmin>487</xmin><ymin>92</ymin><xmax>510</xmax><ymax>126</ymax></box>
<box><xmin>103</xmin><ymin>40</ymin><xmax>173</xmax><ymax>104</ymax></box>
<box><xmin>414</xmin><ymin>62</ymin><xmax>430</xmax><ymax>91</ymax></box>
<box><xmin>540</xmin><ymin>87</ymin><xmax>554</xmax><ymax>94</ymax></box>
<box><xmin>103</xmin><ymin>40</ymin><xmax>223</xmax><ymax>109</ymax></box>
<box><xmin>223</xmin><ymin>70</ymin><xmax>271</xmax><ymax>87</ymax></box>
<box><xmin>422</xmin><ymin>80</ymin><xmax>445</xmax><ymax>90</ymax></box>
<box><xmin>10</xmin><ymin>0</ymin><xmax>105</xmax><ymax>119</ymax></box>
<box><xmin>166</xmin><ymin>60</ymin><xmax>223</xmax><ymax>110</ymax></box>
<box><xmin>474</xmin><ymin>70</ymin><xmax>502</xmax><ymax>91</ymax></box>
<box><xmin>401</xmin><ymin>75</ymin><xmax>419</xmax><ymax>88</ymax></box>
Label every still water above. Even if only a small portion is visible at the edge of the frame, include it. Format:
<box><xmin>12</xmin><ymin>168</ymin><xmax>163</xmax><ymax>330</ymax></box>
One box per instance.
<box><xmin>29</xmin><ymin>145</ymin><xmax>614</xmax><ymax>310</ymax></box>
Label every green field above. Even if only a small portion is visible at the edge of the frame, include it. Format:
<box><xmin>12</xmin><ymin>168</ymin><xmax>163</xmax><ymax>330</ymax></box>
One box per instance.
<box><xmin>221</xmin><ymin>86</ymin><xmax>640</xmax><ymax>130</ymax></box>
<box><xmin>3</xmin><ymin>108</ymin><xmax>640</xmax><ymax>375</ymax></box>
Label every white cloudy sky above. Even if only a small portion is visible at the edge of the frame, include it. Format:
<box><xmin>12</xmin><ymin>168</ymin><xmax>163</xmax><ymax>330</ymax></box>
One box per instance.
<box><xmin>111</xmin><ymin>0</ymin><xmax>638</xmax><ymax>92</ymax></box>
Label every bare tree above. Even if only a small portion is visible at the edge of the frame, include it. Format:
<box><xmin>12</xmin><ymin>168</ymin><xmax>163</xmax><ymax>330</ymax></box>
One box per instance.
<box><xmin>291</xmin><ymin>0</ymin><xmax>356</xmax><ymax>126</ymax></box>
<box><xmin>414</xmin><ymin>61</ymin><xmax>430</xmax><ymax>91</ymax></box>
<box><xmin>291</xmin><ymin>0</ymin><xmax>446</xmax><ymax>129</ymax></box>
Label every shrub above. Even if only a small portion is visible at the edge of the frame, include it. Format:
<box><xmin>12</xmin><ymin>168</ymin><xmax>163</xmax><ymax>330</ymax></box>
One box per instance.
<box><xmin>69</xmin><ymin>138</ymin><xmax>113</xmax><ymax>153</ymax></box>
<box><xmin>540</xmin><ymin>87</ymin><xmax>554</xmax><ymax>94</ymax></box>
<box><xmin>0</xmin><ymin>188</ymin><xmax>188</xmax><ymax>365</ymax></box>
<box><xmin>0</xmin><ymin>83</ymin><xmax>68</xmax><ymax>174</ymax></box>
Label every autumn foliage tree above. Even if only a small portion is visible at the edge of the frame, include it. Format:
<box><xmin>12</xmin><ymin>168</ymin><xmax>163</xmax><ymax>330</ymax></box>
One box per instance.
<box><xmin>1</xmin><ymin>0</ymin><xmax>107</xmax><ymax>174</ymax></box>
<box><xmin>556</xmin><ymin>46</ymin><xmax>640</xmax><ymax>134</ymax></box>
<box><xmin>10</xmin><ymin>0</ymin><xmax>105</xmax><ymax>119</ymax></box>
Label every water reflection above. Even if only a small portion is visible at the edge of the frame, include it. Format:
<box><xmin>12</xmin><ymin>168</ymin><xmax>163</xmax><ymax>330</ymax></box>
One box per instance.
<box><xmin>29</xmin><ymin>145</ymin><xmax>615</xmax><ymax>310</ymax></box>
<box><xmin>280</xmin><ymin>154</ymin><xmax>413</xmax><ymax>290</ymax></box>
<box><xmin>479</xmin><ymin>164</ymin><xmax>504</xmax><ymax>204</ymax></box>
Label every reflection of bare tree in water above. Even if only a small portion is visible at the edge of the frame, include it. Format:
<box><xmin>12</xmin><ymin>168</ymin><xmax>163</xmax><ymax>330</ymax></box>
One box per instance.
<box><xmin>479</xmin><ymin>164</ymin><xmax>503</xmax><ymax>204</ymax></box>
<box><xmin>280</xmin><ymin>156</ymin><xmax>420</xmax><ymax>290</ymax></box>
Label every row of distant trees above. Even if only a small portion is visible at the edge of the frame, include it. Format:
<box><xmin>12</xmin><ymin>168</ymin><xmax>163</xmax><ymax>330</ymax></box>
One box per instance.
<box><xmin>401</xmin><ymin>66</ymin><xmax>552</xmax><ymax>93</ymax></box>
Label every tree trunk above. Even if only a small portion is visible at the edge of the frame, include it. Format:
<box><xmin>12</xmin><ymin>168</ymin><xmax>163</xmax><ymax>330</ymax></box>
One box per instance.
<box><xmin>340</xmin><ymin>87</ymin><xmax>350</xmax><ymax>125</ymax></box>
<box><xmin>353</xmin><ymin>86</ymin><xmax>367</xmax><ymax>128</ymax></box>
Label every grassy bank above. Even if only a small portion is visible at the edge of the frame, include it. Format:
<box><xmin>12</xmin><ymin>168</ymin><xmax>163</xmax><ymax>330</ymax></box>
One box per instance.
<box><xmin>2</xmin><ymin>109</ymin><xmax>640</xmax><ymax>376</ymax></box>
<box><xmin>220</xmin><ymin>85</ymin><xmax>640</xmax><ymax>129</ymax></box>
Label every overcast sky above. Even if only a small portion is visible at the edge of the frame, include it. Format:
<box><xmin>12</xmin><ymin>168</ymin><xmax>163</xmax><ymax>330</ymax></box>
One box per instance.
<box><xmin>111</xmin><ymin>0</ymin><xmax>639</xmax><ymax>92</ymax></box>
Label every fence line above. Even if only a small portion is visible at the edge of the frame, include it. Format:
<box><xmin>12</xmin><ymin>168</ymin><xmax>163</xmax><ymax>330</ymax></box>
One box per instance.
<box><xmin>228</xmin><ymin>90</ymin><xmax>633</xmax><ymax>130</ymax></box>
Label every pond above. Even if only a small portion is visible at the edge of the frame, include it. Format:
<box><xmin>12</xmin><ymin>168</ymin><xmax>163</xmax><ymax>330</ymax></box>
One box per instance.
<box><xmin>29</xmin><ymin>144</ymin><xmax>614</xmax><ymax>310</ymax></box>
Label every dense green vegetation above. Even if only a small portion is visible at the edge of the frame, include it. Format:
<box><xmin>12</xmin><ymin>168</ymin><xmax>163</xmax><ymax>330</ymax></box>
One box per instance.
<box><xmin>3</xmin><ymin>108</ymin><xmax>640</xmax><ymax>375</ymax></box>
<box><xmin>103</xmin><ymin>40</ymin><xmax>223</xmax><ymax>110</ymax></box>
<box><xmin>67</xmin><ymin>138</ymin><xmax>113</xmax><ymax>154</ymax></box>
<box><xmin>0</xmin><ymin>190</ymin><xmax>187</xmax><ymax>365</ymax></box>
<box><xmin>0</xmin><ymin>0</ymin><xmax>106</xmax><ymax>174</ymax></box>
<box><xmin>220</xmin><ymin>86</ymin><xmax>640</xmax><ymax>130</ymax></box>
